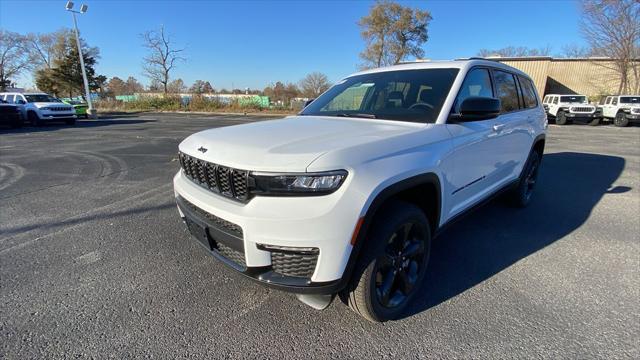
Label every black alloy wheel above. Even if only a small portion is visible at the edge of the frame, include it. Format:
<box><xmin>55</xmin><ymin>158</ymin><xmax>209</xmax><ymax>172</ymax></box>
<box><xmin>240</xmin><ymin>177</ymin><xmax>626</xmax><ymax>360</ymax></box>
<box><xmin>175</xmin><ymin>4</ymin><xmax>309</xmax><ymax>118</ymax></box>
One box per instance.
<box><xmin>374</xmin><ymin>221</ymin><xmax>427</xmax><ymax>308</ymax></box>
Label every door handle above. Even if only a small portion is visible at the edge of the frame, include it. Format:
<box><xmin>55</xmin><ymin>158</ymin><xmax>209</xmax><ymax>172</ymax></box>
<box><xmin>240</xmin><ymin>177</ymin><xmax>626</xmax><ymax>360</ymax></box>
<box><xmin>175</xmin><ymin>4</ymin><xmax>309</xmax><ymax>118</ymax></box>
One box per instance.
<box><xmin>492</xmin><ymin>124</ymin><xmax>505</xmax><ymax>132</ymax></box>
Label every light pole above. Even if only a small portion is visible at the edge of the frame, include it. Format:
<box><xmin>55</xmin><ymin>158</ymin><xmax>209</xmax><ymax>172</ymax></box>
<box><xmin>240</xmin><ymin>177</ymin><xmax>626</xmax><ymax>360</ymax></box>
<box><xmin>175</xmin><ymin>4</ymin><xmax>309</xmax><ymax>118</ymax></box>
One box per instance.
<box><xmin>65</xmin><ymin>1</ymin><xmax>95</xmax><ymax>118</ymax></box>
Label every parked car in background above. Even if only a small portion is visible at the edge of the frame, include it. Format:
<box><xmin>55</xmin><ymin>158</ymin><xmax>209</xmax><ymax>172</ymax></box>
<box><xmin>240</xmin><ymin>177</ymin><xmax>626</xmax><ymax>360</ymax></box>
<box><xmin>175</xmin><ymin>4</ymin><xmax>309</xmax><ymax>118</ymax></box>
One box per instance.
<box><xmin>0</xmin><ymin>92</ymin><xmax>77</xmax><ymax>126</ymax></box>
<box><xmin>0</xmin><ymin>99</ymin><xmax>22</xmax><ymax>128</ymax></box>
<box><xmin>61</xmin><ymin>99</ymin><xmax>89</xmax><ymax>119</ymax></box>
<box><xmin>597</xmin><ymin>95</ymin><xmax>640</xmax><ymax>127</ymax></box>
<box><xmin>541</xmin><ymin>94</ymin><xmax>599</xmax><ymax>125</ymax></box>
<box><xmin>173</xmin><ymin>59</ymin><xmax>547</xmax><ymax>322</ymax></box>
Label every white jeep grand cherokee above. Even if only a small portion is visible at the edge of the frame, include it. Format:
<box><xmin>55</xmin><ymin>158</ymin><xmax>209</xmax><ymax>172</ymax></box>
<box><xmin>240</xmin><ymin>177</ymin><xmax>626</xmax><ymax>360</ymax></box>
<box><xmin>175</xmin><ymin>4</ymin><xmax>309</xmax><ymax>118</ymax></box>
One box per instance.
<box><xmin>0</xmin><ymin>92</ymin><xmax>77</xmax><ymax>126</ymax></box>
<box><xmin>173</xmin><ymin>60</ymin><xmax>547</xmax><ymax>322</ymax></box>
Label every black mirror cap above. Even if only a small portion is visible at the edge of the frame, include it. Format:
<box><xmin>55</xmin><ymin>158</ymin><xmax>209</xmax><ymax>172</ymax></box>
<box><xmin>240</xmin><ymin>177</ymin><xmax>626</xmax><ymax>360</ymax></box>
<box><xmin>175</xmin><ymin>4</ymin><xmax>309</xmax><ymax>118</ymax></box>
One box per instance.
<box><xmin>456</xmin><ymin>97</ymin><xmax>501</xmax><ymax>121</ymax></box>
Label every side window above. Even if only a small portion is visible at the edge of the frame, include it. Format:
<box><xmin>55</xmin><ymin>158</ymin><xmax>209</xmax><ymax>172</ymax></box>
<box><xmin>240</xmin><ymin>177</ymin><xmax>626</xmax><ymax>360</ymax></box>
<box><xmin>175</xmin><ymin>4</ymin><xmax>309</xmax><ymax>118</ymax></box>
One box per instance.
<box><xmin>612</xmin><ymin>97</ymin><xmax>618</xmax><ymax>105</ymax></box>
<box><xmin>605</xmin><ymin>97</ymin><xmax>612</xmax><ymax>105</ymax></box>
<box><xmin>5</xmin><ymin>95</ymin><xmax>15</xmax><ymax>103</ymax></box>
<box><xmin>543</xmin><ymin>96</ymin><xmax>550</xmax><ymax>104</ymax></box>
<box><xmin>553</xmin><ymin>96</ymin><xmax>558</xmax><ymax>104</ymax></box>
<box><xmin>454</xmin><ymin>68</ymin><xmax>493</xmax><ymax>113</ymax></box>
<box><xmin>492</xmin><ymin>70</ymin><xmax>519</xmax><ymax>113</ymax></box>
<box><xmin>518</xmin><ymin>76</ymin><xmax>538</xmax><ymax>109</ymax></box>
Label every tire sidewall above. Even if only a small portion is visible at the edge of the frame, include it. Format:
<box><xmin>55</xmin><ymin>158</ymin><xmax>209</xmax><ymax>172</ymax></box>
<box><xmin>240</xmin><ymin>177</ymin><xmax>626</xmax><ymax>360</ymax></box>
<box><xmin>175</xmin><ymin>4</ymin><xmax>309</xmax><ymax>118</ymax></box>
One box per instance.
<box><xmin>515</xmin><ymin>151</ymin><xmax>541</xmax><ymax>207</ymax></box>
<box><xmin>614</xmin><ymin>113</ymin><xmax>628</xmax><ymax>127</ymax></box>
<box><xmin>556</xmin><ymin>111</ymin><xmax>567</xmax><ymax>125</ymax></box>
<box><xmin>357</xmin><ymin>202</ymin><xmax>431</xmax><ymax>321</ymax></box>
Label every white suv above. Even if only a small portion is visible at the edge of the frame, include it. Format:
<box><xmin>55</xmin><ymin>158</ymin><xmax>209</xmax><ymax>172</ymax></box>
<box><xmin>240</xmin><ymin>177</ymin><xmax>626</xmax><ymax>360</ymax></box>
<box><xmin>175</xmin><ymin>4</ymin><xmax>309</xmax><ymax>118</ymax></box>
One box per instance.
<box><xmin>541</xmin><ymin>94</ymin><xmax>599</xmax><ymax>125</ymax></box>
<box><xmin>173</xmin><ymin>60</ymin><xmax>547</xmax><ymax>322</ymax></box>
<box><xmin>0</xmin><ymin>92</ymin><xmax>77</xmax><ymax>126</ymax></box>
<box><xmin>597</xmin><ymin>95</ymin><xmax>640</xmax><ymax>127</ymax></box>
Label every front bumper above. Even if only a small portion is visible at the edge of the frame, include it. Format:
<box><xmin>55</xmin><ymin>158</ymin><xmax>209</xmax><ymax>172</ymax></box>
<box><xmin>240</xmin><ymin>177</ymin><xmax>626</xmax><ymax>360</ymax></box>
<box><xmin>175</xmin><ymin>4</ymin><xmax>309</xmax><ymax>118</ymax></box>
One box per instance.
<box><xmin>40</xmin><ymin>112</ymin><xmax>77</xmax><ymax>120</ymax></box>
<box><xmin>173</xmin><ymin>170</ymin><xmax>361</xmax><ymax>294</ymax></box>
<box><xmin>566</xmin><ymin>112</ymin><xmax>599</xmax><ymax>119</ymax></box>
<box><xmin>625</xmin><ymin>113</ymin><xmax>640</xmax><ymax>120</ymax></box>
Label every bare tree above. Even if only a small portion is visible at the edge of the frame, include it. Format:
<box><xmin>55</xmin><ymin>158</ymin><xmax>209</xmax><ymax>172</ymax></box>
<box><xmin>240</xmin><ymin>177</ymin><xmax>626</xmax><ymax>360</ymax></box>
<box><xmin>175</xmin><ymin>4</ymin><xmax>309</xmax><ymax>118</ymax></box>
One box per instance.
<box><xmin>559</xmin><ymin>44</ymin><xmax>592</xmax><ymax>58</ymax></box>
<box><xmin>299</xmin><ymin>72</ymin><xmax>332</xmax><ymax>98</ymax></box>
<box><xmin>477</xmin><ymin>46</ymin><xmax>552</xmax><ymax>58</ymax></box>
<box><xmin>0</xmin><ymin>30</ymin><xmax>30</xmax><ymax>90</ymax></box>
<box><xmin>141</xmin><ymin>26</ymin><xmax>185</xmax><ymax>95</ymax></box>
<box><xmin>25</xmin><ymin>29</ymin><xmax>74</xmax><ymax>69</ymax></box>
<box><xmin>358</xmin><ymin>0</ymin><xmax>432</xmax><ymax>69</ymax></box>
<box><xmin>580</xmin><ymin>0</ymin><xmax>640</xmax><ymax>94</ymax></box>
<box><xmin>167</xmin><ymin>78</ymin><xmax>186</xmax><ymax>94</ymax></box>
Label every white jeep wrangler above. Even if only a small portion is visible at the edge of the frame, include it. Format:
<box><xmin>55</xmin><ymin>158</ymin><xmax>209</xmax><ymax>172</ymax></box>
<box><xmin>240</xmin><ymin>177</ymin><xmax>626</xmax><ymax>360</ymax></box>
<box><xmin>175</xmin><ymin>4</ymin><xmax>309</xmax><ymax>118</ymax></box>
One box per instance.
<box><xmin>597</xmin><ymin>95</ymin><xmax>640</xmax><ymax>127</ymax></box>
<box><xmin>173</xmin><ymin>60</ymin><xmax>547</xmax><ymax>322</ymax></box>
<box><xmin>0</xmin><ymin>92</ymin><xmax>77</xmax><ymax>126</ymax></box>
<box><xmin>541</xmin><ymin>94</ymin><xmax>599</xmax><ymax>125</ymax></box>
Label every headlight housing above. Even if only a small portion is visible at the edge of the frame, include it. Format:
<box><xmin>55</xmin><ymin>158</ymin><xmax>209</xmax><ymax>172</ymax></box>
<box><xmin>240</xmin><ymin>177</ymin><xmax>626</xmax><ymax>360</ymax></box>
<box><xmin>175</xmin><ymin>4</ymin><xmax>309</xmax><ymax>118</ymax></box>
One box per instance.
<box><xmin>40</xmin><ymin>107</ymin><xmax>50</xmax><ymax>111</ymax></box>
<box><xmin>250</xmin><ymin>170</ymin><xmax>348</xmax><ymax>196</ymax></box>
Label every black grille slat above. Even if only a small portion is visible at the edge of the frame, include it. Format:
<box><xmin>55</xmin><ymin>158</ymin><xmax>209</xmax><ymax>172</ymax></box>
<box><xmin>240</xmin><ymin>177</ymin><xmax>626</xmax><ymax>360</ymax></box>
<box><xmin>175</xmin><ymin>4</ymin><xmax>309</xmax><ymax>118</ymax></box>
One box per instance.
<box><xmin>179</xmin><ymin>152</ymin><xmax>250</xmax><ymax>202</ymax></box>
<box><xmin>271</xmin><ymin>250</ymin><xmax>319</xmax><ymax>279</ymax></box>
<box><xmin>217</xmin><ymin>166</ymin><xmax>231</xmax><ymax>195</ymax></box>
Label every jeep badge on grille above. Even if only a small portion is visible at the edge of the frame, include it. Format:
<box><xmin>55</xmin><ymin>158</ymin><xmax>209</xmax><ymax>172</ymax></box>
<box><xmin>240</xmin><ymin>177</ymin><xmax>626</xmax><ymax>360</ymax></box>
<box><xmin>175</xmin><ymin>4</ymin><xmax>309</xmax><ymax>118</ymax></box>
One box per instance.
<box><xmin>197</xmin><ymin>146</ymin><xmax>208</xmax><ymax>153</ymax></box>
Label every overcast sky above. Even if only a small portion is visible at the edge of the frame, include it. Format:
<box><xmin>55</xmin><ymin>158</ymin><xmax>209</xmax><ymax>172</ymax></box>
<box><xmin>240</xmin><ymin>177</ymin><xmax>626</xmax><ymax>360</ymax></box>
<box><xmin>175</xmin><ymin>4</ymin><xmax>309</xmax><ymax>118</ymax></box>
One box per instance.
<box><xmin>0</xmin><ymin>0</ymin><xmax>587</xmax><ymax>90</ymax></box>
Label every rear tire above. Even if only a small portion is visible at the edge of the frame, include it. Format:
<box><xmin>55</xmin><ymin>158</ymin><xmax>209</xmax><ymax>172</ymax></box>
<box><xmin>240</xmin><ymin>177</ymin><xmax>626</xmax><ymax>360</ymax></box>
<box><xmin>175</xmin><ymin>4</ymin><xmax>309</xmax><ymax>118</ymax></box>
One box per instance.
<box><xmin>614</xmin><ymin>112</ymin><xmax>629</xmax><ymax>127</ymax></box>
<box><xmin>556</xmin><ymin>111</ymin><xmax>567</xmax><ymax>125</ymax></box>
<box><xmin>508</xmin><ymin>150</ymin><xmax>541</xmax><ymax>208</ymax></box>
<box><xmin>343</xmin><ymin>201</ymin><xmax>431</xmax><ymax>322</ymax></box>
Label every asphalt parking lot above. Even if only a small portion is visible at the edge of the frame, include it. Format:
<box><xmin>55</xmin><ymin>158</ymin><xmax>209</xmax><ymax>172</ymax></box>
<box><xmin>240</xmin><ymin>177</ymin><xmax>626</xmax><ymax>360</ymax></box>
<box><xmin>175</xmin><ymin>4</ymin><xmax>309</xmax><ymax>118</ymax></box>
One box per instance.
<box><xmin>1</xmin><ymin>113</ymin><xmax>639</xmax><ymax>358</ymax></box>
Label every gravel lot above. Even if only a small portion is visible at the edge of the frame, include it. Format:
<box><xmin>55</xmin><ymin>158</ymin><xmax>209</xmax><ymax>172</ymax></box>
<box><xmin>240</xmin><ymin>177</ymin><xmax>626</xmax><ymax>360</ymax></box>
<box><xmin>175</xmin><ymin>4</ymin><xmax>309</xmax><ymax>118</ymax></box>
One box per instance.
<box><xmin>1</xmin><ymin>113</ymin><xmax>638</xmax><ymax>358</ymax></box>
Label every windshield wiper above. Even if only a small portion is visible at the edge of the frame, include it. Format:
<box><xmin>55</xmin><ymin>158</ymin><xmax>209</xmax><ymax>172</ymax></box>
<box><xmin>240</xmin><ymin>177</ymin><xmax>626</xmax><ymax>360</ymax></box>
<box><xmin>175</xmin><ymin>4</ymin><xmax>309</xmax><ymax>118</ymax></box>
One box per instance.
<box><xmin>333</xmin><ymin>113</ymin><xmax>377</xmax><ymax>119</ymax></box>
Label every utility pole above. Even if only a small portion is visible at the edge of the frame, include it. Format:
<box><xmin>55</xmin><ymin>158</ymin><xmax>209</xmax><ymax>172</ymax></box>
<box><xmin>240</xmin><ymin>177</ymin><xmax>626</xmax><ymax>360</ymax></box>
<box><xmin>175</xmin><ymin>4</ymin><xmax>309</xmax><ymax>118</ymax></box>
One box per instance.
<box><xmin>66</xmin><ymin>1</ymin><xmax>96</xmax><ymax>118</ymax></box>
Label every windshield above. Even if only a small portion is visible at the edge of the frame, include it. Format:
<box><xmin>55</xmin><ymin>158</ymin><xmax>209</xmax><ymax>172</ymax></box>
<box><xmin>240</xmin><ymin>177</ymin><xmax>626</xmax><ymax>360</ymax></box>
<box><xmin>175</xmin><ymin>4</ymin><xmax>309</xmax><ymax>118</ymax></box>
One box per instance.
<box><xmin>560</xmin><ymin>96</ymin><xmax>586</xmax><ymax>103</ymax></box>
<box><xmin>300</xmin><ymin>69</ymin><xmax>459</xmax><ymax>123</ymax></box>
<box><xmin>619</xmin><ymin>96</ymin><xmax>639</xmax><ymax>104</ymax></box>
<box><xmin>24</xmin><ymin>94</ymin><xmax>60</xmax><ymax>103</ymax></box>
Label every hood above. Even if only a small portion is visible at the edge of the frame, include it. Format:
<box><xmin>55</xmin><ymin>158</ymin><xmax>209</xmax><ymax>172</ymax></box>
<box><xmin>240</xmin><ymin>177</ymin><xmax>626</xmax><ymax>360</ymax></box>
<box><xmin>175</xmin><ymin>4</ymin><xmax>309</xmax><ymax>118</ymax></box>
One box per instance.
<box><xmin>178</xmin><ymin>115</ymin><xmax>422</xmax><ymax>172</ymax></box>
<box><xmin>33</xmin><ymin>102</ymin><xmax>72</xmax><ymax>109</ymax></box>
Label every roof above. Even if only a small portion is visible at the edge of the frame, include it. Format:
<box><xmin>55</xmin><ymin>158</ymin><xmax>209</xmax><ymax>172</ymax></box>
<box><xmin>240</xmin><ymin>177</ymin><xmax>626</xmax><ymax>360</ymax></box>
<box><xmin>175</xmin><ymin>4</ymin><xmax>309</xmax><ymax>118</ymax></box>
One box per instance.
<box><xmin>346</xmin><ymin>59</ymin><xmax>529</xmax><ymax>79</ymax></box>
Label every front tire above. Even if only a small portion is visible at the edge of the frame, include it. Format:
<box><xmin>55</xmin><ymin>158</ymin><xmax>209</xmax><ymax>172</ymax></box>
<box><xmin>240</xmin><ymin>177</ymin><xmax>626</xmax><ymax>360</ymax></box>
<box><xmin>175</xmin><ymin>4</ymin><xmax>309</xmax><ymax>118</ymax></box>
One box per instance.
<box><xmin>508</xmin><ymin>150</ymin><xmax>541</xmax><ymax>208</ymax></box>
<box><xmin>588</xmin><ymin>117</ymin><xmax>600</xmax><ymax>126</ymax></box>
<box><xmin>65</xmin><ymin>118</ymin><xmax>76</xmax><ymax>125</ymax></box>
<box><xmin>343</xmin><ymin>201</ymin><xmax>431</xmax><ymax>322</ymax></box>
<box><xmin>27</xmin><ymin>111</ymin><xmax>42</xmax><ymax>126</ymax></box>
<box><xmin>614</xmin><ymin>112</ymin><xmax>629</xmax><ymax>127</ymax></box>
<box><xmin>556</xmin><ymin>111</ymin><xmax>568</xmax><ymax>125</ymax></box>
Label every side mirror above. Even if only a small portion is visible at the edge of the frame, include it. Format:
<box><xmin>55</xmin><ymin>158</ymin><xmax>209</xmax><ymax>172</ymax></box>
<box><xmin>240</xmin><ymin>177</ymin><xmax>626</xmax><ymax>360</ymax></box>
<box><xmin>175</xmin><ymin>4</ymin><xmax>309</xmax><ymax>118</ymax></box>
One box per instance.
<box><xmin>452</xmin><ymin>97</ymin><xmax>501</xmax><ymax>122</ymax></box>
<box><xmin>304</xmin><ymin>98</ymin><xmax>315</xmax><ymax>108</ymax></box>
<box><xmin>16</xmin><ymin>99</ymin><xmax>26</xmax><ymax>105</ymax></box>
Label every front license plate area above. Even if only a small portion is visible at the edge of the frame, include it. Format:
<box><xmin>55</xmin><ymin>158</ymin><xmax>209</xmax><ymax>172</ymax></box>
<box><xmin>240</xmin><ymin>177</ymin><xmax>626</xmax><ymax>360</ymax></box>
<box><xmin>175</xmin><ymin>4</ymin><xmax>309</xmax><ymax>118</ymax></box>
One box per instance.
<box><xmin>185</xmin><ymin>218</ymin><xmax>211</xmax><ymax>250</ymax></box>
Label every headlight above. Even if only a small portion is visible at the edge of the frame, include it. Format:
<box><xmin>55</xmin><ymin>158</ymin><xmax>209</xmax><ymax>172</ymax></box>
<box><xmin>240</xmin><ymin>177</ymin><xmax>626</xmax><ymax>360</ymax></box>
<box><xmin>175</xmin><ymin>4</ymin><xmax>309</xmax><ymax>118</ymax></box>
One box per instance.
<box><xmin>41</xmin><ymin>107</ymin><xmax>50</xmax><ymax>111</ymax></box>
<box><xmin>250</xmin><ymin>170</ymin><xmax>348</xmax><ymax>196</ymax></box>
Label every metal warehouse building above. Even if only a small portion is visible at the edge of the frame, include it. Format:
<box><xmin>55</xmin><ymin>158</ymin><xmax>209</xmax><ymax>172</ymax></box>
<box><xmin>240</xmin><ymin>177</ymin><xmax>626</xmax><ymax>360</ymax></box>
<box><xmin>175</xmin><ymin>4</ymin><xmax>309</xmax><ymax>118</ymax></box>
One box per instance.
<box><xmin>492</xmin><ymin>56</ymin><xmax>640</xmax><ymax>100</ymax></box>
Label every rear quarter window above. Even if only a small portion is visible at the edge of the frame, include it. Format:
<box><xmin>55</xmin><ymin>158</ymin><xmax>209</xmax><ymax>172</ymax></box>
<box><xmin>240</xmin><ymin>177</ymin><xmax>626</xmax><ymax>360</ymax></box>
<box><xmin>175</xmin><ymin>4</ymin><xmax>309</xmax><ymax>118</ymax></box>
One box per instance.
<box><xmin>518</xmin><ymin>76</ymin><xmax>538</xmax><ymax>109</ymax></box>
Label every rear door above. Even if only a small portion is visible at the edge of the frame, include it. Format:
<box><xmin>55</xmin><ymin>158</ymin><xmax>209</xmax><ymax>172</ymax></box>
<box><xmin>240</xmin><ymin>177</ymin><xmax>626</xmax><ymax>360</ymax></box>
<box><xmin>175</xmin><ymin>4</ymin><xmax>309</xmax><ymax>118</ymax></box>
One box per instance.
<box><xmin>489</xmin><ymin>69</ymin><xmax>532</xmax><ymax>185</ymax></box>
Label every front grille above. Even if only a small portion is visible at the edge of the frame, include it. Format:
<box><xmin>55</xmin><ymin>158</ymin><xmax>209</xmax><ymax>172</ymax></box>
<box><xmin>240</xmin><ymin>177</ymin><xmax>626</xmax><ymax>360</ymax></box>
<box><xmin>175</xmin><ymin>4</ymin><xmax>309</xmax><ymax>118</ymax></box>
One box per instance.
<box><xmin>632</xmin><ymin>108</ymin><xmax>640</xmax><ymax>114</ymax></box>
<box><xmin>270</xmin><ymin>249</ymin><xmax>319</xmax><ymax>278</ymax></box>
<box><xmin>570</xmin><ymin>106</ymin><xmax>594</xmax><ymax>113</ymax></box>
<box><xmin>217</xmin><ymin>242</ymin><xmax>246</xmax><ymax>267</ymax></box>
<box><xmin>179</xmin><ymin>152</ymin><xmax>249</xmax><ymax>201</ymax></box>
<box><xmin>178</xmin><ymin>196</ymin><xmax>243</xmax><ymax>238</ymax></box>
<box><xmin>48</xmin><ymin>106</ymin><xmax>72</xmax><ymax>111</ymax></box>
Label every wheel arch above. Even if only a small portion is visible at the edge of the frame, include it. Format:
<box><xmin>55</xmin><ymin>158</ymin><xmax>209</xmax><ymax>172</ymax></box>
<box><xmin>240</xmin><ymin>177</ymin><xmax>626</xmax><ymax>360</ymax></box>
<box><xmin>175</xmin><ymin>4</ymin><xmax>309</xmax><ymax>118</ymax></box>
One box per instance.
<box><xmin>338</xmin><ymin>172</ymin><xmax>442</xmax><ymax>293</ymax></box>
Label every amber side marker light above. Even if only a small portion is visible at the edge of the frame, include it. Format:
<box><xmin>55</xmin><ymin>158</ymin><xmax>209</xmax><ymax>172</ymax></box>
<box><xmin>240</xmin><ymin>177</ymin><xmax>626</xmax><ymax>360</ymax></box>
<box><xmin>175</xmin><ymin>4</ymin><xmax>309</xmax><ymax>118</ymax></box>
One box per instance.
<box><xmin>350</xmin><ymin>217</ymin><xmax>365</xmax><ymax>245</ymax></box>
